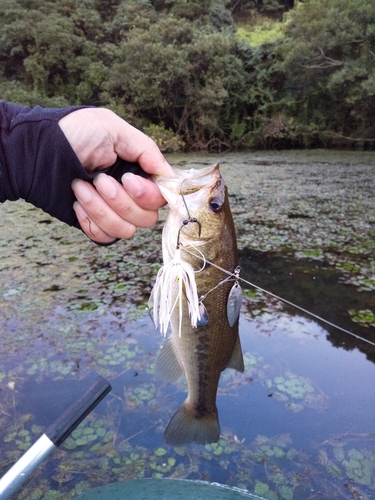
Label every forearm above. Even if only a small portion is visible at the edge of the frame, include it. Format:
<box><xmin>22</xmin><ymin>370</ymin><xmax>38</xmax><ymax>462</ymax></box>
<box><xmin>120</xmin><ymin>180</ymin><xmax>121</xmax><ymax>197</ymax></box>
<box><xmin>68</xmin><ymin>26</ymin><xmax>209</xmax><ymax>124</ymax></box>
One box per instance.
<box><xmin>0</xmin><ymin>101</ymin><xmax>91</xmax><ymax>227</ymax></box>
<box><xmin>0</xmin><ymin>102</ymin><xmax>149</xmax><ymax>229</ymax></box>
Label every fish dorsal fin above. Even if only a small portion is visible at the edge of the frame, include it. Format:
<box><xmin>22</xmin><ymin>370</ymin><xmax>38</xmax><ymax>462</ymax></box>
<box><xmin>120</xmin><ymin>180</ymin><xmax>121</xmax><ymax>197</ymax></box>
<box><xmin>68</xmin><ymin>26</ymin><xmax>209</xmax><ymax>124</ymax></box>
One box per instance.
<box><xmin>155</xmin><ymin>337</ymin><xmax>184</xmax><ymax>383</ymax></box>
<box><xmin>226</xmin><ymin>336</ymin><xmax>244</xmax><ymax>373</ymax></box>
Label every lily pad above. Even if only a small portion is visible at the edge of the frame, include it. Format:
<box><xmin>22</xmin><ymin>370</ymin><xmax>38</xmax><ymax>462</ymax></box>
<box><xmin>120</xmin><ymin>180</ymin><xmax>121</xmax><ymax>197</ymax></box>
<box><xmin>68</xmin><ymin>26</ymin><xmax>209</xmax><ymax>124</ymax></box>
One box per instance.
<box><xmin>348</xmin><ymin>309</ymin><xmax>375</xmax><ymax>327</ymax></box>
<box><xmin>264</xmin><ymin>372</ymin><xmax>327</xmax><ymax>411</ymax></box>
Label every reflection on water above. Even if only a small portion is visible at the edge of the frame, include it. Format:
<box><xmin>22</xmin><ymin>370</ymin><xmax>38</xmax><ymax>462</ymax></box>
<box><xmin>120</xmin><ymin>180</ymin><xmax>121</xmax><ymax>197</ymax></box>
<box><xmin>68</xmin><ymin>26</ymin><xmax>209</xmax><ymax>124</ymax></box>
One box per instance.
<box><xmin>239</xmin><ymin>249</ymin><xmax>375</xmax><ymax>361</ymax></box>
<box><xmin>0</xmin><ymin>151</ymin><xmax>374</xmax><ymax>499</ymax></box>
<box><xmin>4</xmin><ymin>298</ymin><xmax>374</xmax><ymax>500</ymax></box>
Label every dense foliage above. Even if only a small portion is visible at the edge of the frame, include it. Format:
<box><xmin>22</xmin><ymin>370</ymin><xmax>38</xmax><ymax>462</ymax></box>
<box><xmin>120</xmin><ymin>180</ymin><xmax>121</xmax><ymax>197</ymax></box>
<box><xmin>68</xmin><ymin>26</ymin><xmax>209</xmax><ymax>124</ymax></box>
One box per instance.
<box><xmin>0</xmin><ymin>0</ymin><xmax>374</xmax><ymax>150</ymax></box>
<box><xmin>273</xmin><ymin>0</ymin><xmax>375</xmax><ymax>148</ymax></box>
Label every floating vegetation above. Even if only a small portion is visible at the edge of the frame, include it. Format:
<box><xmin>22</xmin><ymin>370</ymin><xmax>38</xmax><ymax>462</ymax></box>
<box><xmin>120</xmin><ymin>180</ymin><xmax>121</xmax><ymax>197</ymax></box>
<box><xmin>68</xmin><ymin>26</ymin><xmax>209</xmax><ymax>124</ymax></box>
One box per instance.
<box><xmin>345</xmin><ymin>275</ymin><xmax>375</xmax><ymax>292</ymax></box>
<box><xmin>262</xmin><ymin>372</ymin><xmax>327</xmax><ymax>412</ymax></box>
<box><xmin>3</xmin><ymin>405</ymin><xmax>374</xmax><ymax>500</ymax></box>
<box><xmin>323</xmin><ymin>436</ymin><xmax>375</xmax><ymax>489</ymax></box>
<box><xmin>63</xmin><ymin>418</ymin><xmax>114</xmax><ymax>451</ymax></box>
<box><xmin>1</xmin><ymin>152</ymin><xmax>375</xmax><ymax>500</ymax></box>
<box><xmin>295</xmin><ymin>249</ymin><xmax>324</xmax><ymax>260</ymax></box>
<box><xmin>242</xmin><ymin>288</ymin><xmax>283</xmax><ymax>323</ymax></box>
<box><xmin>124</xmin><ymin>383</ymin><xmax>157</xmax><ymax>408</ymax></box>
<box><xmin>348</xmin><ymin>309</ymin><xmax>375</xmax><ymax>328</ymax></box>
<box><xmin>332</xmin><ymin>257</ymin><xmax>375</xmax><ymax>292</ymax></box>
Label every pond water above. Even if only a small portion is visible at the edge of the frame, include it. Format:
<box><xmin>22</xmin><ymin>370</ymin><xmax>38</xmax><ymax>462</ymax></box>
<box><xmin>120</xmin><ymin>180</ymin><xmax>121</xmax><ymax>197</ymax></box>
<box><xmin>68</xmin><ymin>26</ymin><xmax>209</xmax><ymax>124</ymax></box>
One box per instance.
<box><xmin>0</xmin><ymin>151</ymin><xmax>374</xmax><ymax>500</ymax></box>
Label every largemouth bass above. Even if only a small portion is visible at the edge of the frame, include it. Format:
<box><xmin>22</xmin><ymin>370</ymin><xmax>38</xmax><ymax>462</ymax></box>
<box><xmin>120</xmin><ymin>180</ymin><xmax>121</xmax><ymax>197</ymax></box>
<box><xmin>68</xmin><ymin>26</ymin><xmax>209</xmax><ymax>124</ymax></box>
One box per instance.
<box><xmin>149</xmin><ymin>163</ymin><xmax>244</xmax><ymax>446</ymax></box>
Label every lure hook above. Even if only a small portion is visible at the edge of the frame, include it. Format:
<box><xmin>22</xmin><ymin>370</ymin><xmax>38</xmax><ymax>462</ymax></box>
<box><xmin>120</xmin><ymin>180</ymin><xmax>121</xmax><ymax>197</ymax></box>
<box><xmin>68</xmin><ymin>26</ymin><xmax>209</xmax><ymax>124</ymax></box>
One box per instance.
<box><xmin>176</xmin><ymin>180</ymin><xmax>202</xmax><ymax>248</ymax></box>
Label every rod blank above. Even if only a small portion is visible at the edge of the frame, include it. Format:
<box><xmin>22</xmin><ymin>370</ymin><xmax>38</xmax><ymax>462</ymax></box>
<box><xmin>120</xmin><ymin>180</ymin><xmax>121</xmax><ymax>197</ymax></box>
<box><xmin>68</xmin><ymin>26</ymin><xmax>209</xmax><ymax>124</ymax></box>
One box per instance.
<box><xmin>45</xmin><ymin>376</ymin><xmax>111</xmax><ymax>446</ymax></box>
<box><xmin>0</xmin><ymin>376</ymin><xmax>111</xmax><ymax>499</ymax></box>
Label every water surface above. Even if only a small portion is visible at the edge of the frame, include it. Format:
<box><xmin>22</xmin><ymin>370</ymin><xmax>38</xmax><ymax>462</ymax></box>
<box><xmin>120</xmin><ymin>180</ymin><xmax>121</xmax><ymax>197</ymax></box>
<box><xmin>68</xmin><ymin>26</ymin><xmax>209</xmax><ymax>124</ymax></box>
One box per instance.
<box><xmin>0</xmin><ymin>151</ymin><xmax>374</xmax><ymax>499</ymax></box>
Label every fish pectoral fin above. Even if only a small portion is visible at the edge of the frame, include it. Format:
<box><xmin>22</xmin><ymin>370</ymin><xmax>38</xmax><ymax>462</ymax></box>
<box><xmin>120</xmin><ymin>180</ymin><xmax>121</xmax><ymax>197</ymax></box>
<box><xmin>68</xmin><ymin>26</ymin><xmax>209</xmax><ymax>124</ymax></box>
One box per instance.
<box><xmin>164</xmin><ymin>403</ymin><xmax>220</xmax><ymax>446</ymax></box>
<box><xmin>155</xmin><ymin>337</ymin><xmax>184</xmax><ymax>383</ymax></box>
<box><xmin>226</xmin><ymin>335</ymin><xmax>245</xmax><ymax>373</ymax></box>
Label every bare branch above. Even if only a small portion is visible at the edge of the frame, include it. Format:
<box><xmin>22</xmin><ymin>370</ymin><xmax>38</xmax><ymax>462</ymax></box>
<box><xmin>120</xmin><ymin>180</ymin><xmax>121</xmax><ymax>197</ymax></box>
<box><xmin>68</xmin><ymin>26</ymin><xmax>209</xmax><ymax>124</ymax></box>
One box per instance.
<box><xmin>301</xmin><ymin>47</ymin><xmax>343</xmax><ymax>69</ymax></box>
<box><xmin>323</xmin><ymin>131</ymin><xmax>375</xmax><ymax>142</ymax></box>
<box><xmin>229</xmin><ymin>0</ymin><xmax>241</xmax><ymax>14</ymax></box>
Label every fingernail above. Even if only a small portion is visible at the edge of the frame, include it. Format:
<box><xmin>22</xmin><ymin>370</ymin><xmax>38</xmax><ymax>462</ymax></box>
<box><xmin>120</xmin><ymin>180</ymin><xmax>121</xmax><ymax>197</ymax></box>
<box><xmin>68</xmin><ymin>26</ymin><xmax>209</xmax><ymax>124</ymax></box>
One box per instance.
<box><xmin>73</xmin><ymin>200</ymin><xmax>87</xmax><ymax>218</ymax></box>
<box><xmin>72</xmin><ymin>180</ymin><xmax>93</xmax><ymax>203</ymax></box>
<box><xmin>94</xmin><ymin>173</ymin><xmax>118</xmax><ymax>199</ymax></box>
<box><xmin>122</xmin><ymin>172</ymin><xmax>144</xmax><ymax>196</ymax></box>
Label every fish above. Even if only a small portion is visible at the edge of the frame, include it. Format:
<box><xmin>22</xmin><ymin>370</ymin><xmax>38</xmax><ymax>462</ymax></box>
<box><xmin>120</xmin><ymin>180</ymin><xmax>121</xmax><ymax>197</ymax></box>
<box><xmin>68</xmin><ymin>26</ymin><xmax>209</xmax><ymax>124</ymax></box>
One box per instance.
<box><xmin>149</xmin><ymin>163</ymin><xmax>244</xmax><ymax>446</ymax></box>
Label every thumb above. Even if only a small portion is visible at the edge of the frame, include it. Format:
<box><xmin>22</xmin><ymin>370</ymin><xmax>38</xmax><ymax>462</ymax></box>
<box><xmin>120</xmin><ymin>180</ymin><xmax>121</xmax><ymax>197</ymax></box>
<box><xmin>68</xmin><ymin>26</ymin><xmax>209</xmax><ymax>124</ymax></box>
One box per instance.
<box><xmin>111</xmin><ymin>116</ymin><xmax>174</xmax><ymax>177</ymax></box>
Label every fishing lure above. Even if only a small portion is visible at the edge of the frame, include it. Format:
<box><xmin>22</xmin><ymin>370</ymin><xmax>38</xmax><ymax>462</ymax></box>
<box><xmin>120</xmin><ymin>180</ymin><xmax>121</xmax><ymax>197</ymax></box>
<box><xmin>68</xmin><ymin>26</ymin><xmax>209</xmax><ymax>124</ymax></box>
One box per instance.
<box><xmin>149</xmin><ymin>246</ymin><xmax>200</xmax><ymax>337</ymax></box>
<box><xmin>149</xmin><ymin>176</ymin><xmax>242</xmax><ymax>336</ymax></box>
<box><xmin>149</xmin><ymin>244</ymin><xmax>242</xmax><ymax>335</ymax></box>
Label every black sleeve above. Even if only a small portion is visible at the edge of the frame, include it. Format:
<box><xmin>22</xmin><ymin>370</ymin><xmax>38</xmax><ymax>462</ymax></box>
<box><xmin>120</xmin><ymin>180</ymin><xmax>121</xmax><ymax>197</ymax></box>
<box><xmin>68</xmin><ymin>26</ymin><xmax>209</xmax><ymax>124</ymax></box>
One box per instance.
<box><xmin>0</xmin><ymin>101</ymin><xmax>148</xmax><ymax>229</ymax></box>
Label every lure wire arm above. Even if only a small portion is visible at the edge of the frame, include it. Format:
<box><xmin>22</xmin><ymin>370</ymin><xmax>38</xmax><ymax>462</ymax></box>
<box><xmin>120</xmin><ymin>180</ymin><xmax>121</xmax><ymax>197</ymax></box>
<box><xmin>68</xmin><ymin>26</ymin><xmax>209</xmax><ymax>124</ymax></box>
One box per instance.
<box><xmin>198</xmin><ymin>266</ymin><xmax>241</xmax><ymax>305</ymax></box>
<box><xmin>181</xmin><ymin>245</ymin><xmax>375</xmax><ymax>347</ymax></box>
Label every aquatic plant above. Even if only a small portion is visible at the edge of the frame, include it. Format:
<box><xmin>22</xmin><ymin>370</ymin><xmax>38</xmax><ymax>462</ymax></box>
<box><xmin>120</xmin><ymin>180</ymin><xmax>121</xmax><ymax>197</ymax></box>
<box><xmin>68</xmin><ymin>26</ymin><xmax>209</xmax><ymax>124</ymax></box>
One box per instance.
<box><xmin>1</xmin><ymin>152</ymin><xmax>375</xmax><ymax>500</ymax></box>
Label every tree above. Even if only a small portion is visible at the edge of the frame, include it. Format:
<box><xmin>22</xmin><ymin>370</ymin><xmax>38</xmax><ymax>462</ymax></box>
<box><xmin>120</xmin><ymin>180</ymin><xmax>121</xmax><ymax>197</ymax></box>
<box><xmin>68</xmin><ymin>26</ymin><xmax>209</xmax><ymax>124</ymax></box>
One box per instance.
<box><xmin>102</xmin><ymin>14</ymin><xmax>250</xmax><ymax>149</ymax></box>
<box><xmin>1</xmin><ymin>0</ymin><xmax>374</xmax><ymax>149</ymax></box>
<box><xmin>278</xmin><ymin>0</ymin><xmax>375</xmax><ymax>144</ymax></box>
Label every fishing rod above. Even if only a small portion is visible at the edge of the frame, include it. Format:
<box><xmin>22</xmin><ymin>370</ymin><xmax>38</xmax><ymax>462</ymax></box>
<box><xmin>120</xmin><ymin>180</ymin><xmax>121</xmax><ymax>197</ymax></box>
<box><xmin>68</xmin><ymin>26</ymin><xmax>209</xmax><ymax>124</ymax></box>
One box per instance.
<box><xmin>0</xmin><ymin>376</ymin><xmax>111</xmax><ymax>499</ymax></box>
<box><xmin>182</xmin><ymin>246</ymin><xmax>375</xmax><ymax>348</ymax></box>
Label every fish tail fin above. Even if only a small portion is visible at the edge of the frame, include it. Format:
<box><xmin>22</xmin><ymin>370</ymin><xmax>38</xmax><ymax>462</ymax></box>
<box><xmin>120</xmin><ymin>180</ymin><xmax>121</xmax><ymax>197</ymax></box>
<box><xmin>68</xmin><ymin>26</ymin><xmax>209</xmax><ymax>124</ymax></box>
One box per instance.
<box><xmin>164</xmin><ymin>402</ymin><xmax>220</xmax><ymax>446</ymax></box>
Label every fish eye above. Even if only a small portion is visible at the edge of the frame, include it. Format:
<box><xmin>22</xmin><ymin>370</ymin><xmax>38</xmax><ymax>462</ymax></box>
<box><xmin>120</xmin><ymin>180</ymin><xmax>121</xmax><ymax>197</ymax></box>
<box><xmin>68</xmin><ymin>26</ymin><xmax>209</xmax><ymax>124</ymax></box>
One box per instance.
<box><xmin>208</xmin><ymin>197</ymin><xmax>223</xmax><ymax>214</ymax></box>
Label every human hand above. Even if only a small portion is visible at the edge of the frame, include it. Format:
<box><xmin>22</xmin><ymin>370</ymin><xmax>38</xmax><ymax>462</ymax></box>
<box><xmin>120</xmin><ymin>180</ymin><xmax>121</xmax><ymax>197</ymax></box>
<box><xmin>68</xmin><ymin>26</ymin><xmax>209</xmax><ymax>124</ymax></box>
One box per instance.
<box><xmin>58</xmin><ymin>108</ymin><xmax>174</xmax><ymax>244</ymax></box>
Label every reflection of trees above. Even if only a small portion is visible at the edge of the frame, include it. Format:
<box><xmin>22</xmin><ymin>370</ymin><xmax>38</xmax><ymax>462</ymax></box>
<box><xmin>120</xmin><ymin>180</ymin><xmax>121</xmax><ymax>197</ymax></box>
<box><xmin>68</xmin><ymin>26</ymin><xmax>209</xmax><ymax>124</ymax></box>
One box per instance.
<box><xmin>239</xmin><ymin>249</ymin><xmax>375</xmax><ymax>364</ymax></box>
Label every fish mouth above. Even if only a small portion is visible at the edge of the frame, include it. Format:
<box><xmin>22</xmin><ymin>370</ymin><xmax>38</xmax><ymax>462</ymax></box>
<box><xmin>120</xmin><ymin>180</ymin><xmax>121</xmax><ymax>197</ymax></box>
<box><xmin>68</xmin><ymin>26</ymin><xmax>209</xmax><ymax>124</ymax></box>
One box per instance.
<box><xmin>153</xmin><ymin>163</ymin><xmax>219</xmax><ymax>189</ymax></box>
<box><xmin>153</xmin><ymin>163</ymin><xmax>222</xmax><ymax>209</ymax></box>
<box><xmin>157</xmin><ymin>162</ymin><xmax>219</xmax><ymax>182</ymax></box>
<box><xmin>170</xmin><ymin>163</ymin><xmax>220</xmax><ymax>184</ymax></box>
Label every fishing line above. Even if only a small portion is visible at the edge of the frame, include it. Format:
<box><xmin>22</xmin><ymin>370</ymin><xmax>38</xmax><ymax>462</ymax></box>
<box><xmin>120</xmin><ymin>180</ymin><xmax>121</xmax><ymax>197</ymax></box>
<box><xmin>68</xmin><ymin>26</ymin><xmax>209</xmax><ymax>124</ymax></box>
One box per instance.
<box><xmin>181</xmin><ymin>245</ymin><xmax>375</xmax><ymax>348</ymax></box>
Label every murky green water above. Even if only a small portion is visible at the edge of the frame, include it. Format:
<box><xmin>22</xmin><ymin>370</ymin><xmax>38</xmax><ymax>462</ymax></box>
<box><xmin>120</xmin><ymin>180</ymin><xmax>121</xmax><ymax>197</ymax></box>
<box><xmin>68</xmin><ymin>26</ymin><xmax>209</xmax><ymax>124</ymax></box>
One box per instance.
<box><xmin>0</xmin><ymin>151</ymin><xmax>374</xmax><ymax>499</ymax></box>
